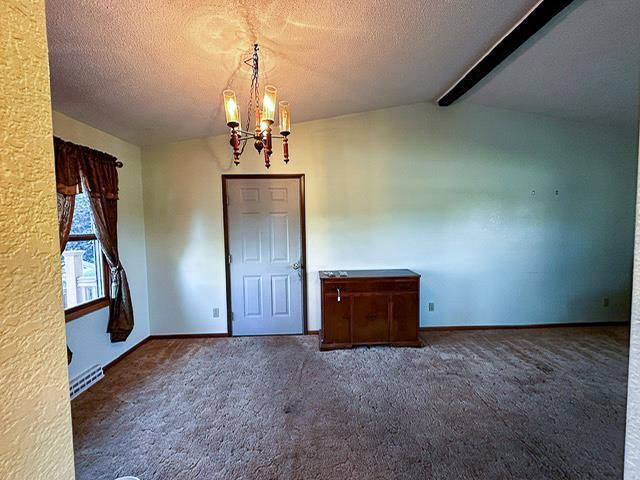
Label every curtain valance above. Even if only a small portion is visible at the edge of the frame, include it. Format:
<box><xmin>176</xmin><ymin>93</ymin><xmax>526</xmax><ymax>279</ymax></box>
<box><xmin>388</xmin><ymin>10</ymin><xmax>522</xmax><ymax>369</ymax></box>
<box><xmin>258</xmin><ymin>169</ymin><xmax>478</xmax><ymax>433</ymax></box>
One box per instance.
<box><xmin>54</xmin><ymin>136</ymin><xmax>122</xmax><ymax>198</ymax></box>
<box><xmin>54</xmin><ymin>137</ymin><xmax>83</xmax><ymax>195</ymax></box>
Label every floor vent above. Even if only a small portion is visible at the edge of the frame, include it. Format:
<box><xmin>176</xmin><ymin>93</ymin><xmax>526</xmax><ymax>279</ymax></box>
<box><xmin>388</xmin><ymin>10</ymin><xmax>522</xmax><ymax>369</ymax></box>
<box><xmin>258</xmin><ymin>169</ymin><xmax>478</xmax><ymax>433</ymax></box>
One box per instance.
<box><xmin>69</xmin><ymin>364</ymin><xmax>104</xmax><ymax>400</ymax></box>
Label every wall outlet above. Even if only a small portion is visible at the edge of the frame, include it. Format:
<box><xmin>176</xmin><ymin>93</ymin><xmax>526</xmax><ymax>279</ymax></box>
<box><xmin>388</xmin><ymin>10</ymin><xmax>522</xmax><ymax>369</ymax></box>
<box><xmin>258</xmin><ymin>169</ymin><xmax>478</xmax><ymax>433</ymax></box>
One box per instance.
<box><xmin>213</xmin><ymin>307</ymin><xmax>220</xmax><ymax>318</ymax></box>
<box><xmin>428</xmin><ymin>302</ymin><xmax>435</xmax><ymax>312</ymax></box>
<box><xmin>603</xmin><ymin>297</ymin><xmax>609</xmax><ymax>308</ymax></box>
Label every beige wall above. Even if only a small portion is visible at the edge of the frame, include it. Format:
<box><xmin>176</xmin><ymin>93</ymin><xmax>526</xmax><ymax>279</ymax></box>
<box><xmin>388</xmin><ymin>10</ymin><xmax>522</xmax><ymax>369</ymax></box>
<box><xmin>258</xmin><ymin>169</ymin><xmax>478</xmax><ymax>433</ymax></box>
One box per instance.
<box><xmin>52</xmin><ymin>112</ymin><xmax>151</xmax><ymax>380</ymax></box>
<box><xmin>0</xmin><ymin>1</ymin><xmax>75</xmax><ymax>478</ymax></box>
<box><xmin>142</xmin><ymin>102</ymin><xmax>637</xmax><ymax>335</ymax></box>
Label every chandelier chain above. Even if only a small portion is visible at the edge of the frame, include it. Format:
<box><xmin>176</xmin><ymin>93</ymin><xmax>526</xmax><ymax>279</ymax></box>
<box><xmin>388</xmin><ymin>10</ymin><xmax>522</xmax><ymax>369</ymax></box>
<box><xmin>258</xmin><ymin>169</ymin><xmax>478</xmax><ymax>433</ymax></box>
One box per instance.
<box><xmin>239</xmin><ymin>44</ymin><xmax>261</xmax><ymax>155</ymax></box>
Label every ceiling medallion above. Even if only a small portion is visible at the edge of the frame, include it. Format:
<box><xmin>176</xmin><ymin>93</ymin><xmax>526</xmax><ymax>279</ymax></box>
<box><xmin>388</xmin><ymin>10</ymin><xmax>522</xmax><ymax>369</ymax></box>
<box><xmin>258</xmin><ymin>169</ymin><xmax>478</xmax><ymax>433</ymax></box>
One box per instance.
<box><xmin>222</xmin><ymin>44</ymin><xmax>291</xmax><ymax>169</ymax></box>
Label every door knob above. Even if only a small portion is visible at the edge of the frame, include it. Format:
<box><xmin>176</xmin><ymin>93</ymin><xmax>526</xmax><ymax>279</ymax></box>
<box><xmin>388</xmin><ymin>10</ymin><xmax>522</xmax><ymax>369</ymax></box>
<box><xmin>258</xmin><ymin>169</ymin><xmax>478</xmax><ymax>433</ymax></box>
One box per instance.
<box><xmin>291</xmin><ymin>261</ymin><xmax>303</xmax><ymax>270</ymax></box>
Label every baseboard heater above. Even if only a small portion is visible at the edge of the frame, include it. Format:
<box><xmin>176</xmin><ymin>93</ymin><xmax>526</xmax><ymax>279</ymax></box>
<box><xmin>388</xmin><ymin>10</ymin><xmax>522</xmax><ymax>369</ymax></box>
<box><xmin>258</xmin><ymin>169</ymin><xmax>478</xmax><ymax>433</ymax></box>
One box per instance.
<box><xmin>69</xmin><ymin>364</ymin><xmax>104</xmax><ymax>400</ymax></box>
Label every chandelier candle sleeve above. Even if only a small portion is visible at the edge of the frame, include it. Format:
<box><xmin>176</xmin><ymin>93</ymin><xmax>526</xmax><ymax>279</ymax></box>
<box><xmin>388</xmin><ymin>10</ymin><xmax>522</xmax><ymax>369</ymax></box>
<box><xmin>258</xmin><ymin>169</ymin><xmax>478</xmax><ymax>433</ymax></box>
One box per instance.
<box><xmin>223</xmin><ymin>90</ymin><xmax>241</xmax><ymax>127</ymax></box>
<box><xmin>231</xmin><ymin>129</ymin><xmax>241</xmax><ymax>165</ymax></box>
<box><xmin>279</xmin><ymin>101</ymin><xmax>291</xmax><ymax>135</ymax></box>
<box><xmin>283</xmin><ymin>136</ymin><xmax>290</xmax><ymax>163</ymax></box>
<box><xmin>262</xmin><ymin>85</ymin><xmax>277</xmax><ymax>123</ymax></box>
<box><xmin>264</xmin><ymin>142</ymin><xmax>271</xmax><ymax>169</ymax></box>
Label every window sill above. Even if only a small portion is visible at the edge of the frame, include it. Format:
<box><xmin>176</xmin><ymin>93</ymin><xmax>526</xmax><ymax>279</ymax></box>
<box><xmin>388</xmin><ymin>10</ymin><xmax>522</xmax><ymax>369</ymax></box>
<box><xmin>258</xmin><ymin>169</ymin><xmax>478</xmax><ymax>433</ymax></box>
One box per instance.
<box><xmin>65</xmin><ymin>298</ymin><xmax>110</xmax><ymax>322</ymax></box>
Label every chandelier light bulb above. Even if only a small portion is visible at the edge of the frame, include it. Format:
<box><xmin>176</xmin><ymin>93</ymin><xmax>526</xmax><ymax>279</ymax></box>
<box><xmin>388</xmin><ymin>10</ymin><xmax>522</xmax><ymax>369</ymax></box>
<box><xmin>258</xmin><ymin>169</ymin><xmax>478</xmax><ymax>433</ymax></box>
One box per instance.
<box><xmin>262</xmin><ymin>85</ymin><xmax>277</xmax><ymax>123</ymax></box>
<box><xmin>279</xmin><ymin>101</ymin><xmax>291</xmax><ymax>135</ymax></box>
<box><xmin>223</xmin><ymin>90</ymin><xmax>240</xmax><ymax>128</ymax></box>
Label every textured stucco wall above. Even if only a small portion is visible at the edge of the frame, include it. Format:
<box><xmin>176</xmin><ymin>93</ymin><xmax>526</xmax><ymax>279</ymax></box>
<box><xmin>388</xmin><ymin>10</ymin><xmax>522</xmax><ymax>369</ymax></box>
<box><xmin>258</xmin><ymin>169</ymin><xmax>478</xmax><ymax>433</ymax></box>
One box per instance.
<box><xmin>0</xmin><ymin>1</ymin><xmax>75</xmax><ymax>479</ymax></box>
<box><xmin>625</xmin><ymin>126</ymin><xmax>640</xmax><ymax>478</ymax></box>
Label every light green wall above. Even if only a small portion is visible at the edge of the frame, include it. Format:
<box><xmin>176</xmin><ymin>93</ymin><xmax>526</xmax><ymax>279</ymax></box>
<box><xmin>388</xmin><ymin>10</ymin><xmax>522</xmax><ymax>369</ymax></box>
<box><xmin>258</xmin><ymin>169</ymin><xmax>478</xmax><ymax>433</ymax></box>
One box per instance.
<box><xmin>625</xmin><ymin>126</ymin><xmax>640</xmax><ymax>478</ymax></box>
<box><xmin>142</xmin><ymin>102</ymin><xmax>637</xmax><ymax>333</ymax></box>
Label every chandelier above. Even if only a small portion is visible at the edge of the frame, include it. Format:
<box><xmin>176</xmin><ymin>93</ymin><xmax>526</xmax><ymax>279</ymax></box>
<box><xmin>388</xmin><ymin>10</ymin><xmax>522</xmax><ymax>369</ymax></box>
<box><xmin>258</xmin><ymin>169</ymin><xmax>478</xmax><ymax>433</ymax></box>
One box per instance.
<box><xmin>222</xmin><ymin>44</ymin><xmax>291</xmax><ymax>169</ymax></box>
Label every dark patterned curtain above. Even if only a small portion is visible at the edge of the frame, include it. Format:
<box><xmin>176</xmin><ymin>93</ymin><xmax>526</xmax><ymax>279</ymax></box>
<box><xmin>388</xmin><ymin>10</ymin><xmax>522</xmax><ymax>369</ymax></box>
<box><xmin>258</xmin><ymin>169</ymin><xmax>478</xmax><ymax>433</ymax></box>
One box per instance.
<box><xmin>54</xmin><ymin>137</ymin><xmax>134</xmax><ymax>349</ymax></box>
<box><xmin>80</xmin><ymin>148</ymin><xmax>134</xmax><ymax>342</ymax></box>
<box><xmin>57</xmin><ymin>193</ymin><xmax>75</xmax><ymax>251</ymax></box>
<box><xmin>54</xmin><ymin>137</ymin><xmax>82</xmax><ymax>364</ymax></box>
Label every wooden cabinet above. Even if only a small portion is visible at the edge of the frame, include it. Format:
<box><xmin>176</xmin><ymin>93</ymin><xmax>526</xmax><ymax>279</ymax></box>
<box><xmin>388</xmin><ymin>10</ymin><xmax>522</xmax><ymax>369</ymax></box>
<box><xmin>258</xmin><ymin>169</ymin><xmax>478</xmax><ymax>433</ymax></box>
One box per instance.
<box><xmin>319</xmin><ymin>269</ymin><xmax>421</xmax><ymax>350</ymax></box>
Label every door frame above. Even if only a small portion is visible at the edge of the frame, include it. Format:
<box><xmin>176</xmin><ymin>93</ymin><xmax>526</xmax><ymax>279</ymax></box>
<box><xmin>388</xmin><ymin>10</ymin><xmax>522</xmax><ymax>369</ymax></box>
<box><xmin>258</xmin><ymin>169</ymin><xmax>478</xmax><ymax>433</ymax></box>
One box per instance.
<box><xmin>221</xmin><ymin>174</ymin><xmax>308</xmax><ymax>336</ymax></box>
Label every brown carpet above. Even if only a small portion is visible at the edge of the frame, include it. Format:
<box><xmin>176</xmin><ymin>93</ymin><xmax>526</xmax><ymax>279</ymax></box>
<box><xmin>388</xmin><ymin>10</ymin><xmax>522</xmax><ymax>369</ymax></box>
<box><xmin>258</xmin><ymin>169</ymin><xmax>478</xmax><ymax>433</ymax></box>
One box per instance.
<box><xmin>72</xmin><ymin>326</ymin><xmax>629</xmax><ymax>480</ymax></box>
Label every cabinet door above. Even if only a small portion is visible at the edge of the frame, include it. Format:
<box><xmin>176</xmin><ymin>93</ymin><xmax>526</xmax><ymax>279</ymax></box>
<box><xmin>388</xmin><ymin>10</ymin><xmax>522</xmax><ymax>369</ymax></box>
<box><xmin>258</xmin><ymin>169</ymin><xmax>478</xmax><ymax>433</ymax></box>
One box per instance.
<box><xmin>390</xmin><ymin>292</ymin><xmax>419</xmax><ymax>342</ymax></box>
<box><xmin>322</xmin><ymin>294</ymin><xmax>351</xmax><ymax>344</ymax></box>
<box><xmin>352</xmin><ymin>295</ymin><xmax>389</xmax><ymax>344</ymax></box>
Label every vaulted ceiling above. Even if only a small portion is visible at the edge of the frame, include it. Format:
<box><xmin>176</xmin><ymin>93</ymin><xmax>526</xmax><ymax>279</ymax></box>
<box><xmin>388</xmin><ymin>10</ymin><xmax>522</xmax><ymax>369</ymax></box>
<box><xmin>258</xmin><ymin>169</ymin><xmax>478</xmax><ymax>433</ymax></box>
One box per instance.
<box><xmin>46</xmin><ymin>0</ymin><xmax>639</xmax><ymax>146</ymax></box>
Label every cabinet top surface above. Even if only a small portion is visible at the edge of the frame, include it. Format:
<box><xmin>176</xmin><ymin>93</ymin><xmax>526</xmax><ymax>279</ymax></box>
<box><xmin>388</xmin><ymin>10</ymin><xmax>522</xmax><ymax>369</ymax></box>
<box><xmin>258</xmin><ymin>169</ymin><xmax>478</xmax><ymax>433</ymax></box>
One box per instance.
<box><xmin>319</xmin><ymin>269</ymin><xmax>420</xmax><ymax>280</ymax></box>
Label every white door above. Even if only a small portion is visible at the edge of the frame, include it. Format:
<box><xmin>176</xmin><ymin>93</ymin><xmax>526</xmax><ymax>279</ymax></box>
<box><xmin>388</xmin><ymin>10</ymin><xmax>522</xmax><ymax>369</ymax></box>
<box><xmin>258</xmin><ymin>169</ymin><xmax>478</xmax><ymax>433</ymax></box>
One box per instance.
<box><xmin>226</xmin><ymin>177</ymin><xmax>304</xmax><ymax>335</ymax></box>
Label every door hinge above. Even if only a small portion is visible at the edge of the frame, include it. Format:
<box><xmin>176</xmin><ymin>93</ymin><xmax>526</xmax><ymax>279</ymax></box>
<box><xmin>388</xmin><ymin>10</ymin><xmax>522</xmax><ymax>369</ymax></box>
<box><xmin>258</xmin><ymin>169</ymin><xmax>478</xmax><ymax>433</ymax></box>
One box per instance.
<box><xmin>230</xmin><ymin>312</ymin><xmax>234</xmax><ymax>322</ymax></box>
<box><xmin>227</xmin><ymin>254</ymin><xmax>232</xmax><ymax>264</ymax></box>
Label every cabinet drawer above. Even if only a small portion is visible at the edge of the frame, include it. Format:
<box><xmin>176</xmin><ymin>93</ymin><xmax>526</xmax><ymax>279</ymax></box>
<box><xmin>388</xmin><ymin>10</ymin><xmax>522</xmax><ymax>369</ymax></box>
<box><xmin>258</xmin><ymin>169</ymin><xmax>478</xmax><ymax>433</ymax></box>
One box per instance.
<box><xmin>323</xmin><ymin>280</ymin><xmax>418</xmax><ymax>294</ymax></box>
<box><xmin>388</xmin><ymin>281</ymin><xmax>419</xmax><ymax>292</ymax></box>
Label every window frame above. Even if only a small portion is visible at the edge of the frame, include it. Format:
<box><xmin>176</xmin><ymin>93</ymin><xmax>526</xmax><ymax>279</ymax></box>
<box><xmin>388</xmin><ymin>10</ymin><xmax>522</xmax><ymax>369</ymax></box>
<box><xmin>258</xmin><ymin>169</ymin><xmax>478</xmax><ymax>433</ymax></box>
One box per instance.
<box><xmin>64</xmin><ymin>232</ymin><xmax>110</xmax><ymax>322</ymax></box>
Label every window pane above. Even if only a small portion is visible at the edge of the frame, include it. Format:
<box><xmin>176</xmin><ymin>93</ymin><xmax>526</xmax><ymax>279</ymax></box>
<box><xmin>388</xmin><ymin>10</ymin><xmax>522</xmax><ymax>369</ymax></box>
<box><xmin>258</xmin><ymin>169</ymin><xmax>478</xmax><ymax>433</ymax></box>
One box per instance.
<box><xmin>70</xmin><ymin>192</ymin><xmax>95</xmax><ymax>234</ymax></box>
<box><xmin>61</xmin><ymin>240</ymin><xmax>105</xmax><ymax>309</ymax></box>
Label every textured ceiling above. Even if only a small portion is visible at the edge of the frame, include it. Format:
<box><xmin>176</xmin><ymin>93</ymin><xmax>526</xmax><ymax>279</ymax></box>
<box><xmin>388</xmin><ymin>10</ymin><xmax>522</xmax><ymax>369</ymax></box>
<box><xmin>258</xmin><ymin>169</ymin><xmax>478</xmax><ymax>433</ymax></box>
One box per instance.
<box><xmin>46</xmin><ymin>1</ymin><xmax>639</xmax><ymax>146</ymax></box>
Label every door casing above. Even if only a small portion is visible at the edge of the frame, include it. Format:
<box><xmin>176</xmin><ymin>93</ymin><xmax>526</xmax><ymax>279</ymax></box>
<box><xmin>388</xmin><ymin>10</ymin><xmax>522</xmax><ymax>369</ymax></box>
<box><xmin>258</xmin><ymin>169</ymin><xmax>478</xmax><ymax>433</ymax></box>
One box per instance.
<box><xmin>222</xmin><ymin>174</ymin><xmax>308</xmax><ymax>336</ymax></box>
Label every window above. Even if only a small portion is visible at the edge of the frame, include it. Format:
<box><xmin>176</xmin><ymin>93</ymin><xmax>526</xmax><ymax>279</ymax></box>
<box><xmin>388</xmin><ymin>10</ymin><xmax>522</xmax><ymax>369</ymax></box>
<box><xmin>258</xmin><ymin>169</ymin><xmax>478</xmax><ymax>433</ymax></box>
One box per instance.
<box><xmin>61</xmin><ymin>192</ymin><xmax>109</xmax><ymax>320</ymax></box>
